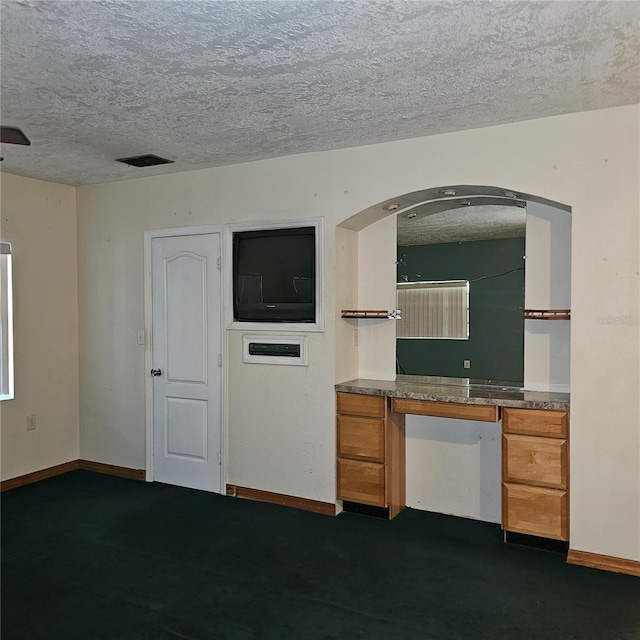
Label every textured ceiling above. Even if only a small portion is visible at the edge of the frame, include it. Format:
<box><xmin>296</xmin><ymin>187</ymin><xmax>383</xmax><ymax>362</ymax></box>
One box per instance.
<box><xmin>1</xmin><ymin>0</ymin><xmax>639</xmax><ymax>186</ymax></box>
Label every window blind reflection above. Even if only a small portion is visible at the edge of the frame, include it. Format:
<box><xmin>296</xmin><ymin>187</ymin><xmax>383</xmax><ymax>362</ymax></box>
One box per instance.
<box><xmin>397</xmin><ymin>281</ymin><xmax>469</xmax><ymax>340</ymax></box>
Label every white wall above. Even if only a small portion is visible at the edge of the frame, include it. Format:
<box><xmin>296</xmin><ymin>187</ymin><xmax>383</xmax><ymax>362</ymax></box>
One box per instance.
<box><xmin>76</xmin><ymin>153</ymin><xmax>341</xmax><ymax>501</ymax></box>
<box><xmin>406</xmin><ymin>416</ymin><xmax>502</xmax><ymax>523</ymax></box>
<box><xmin>74</xmin><ymin>104</ymin><xmax>638</xmax><ymax>561</ymax></box>
<box><xmin>0</xmin><ymin>173</ymin><xmax>79</xmax><ymax>479</ymax></box>
<box><xmin>524</xmin><ymin>201</ymin><xmax>572</xmax><ymax>391</ymax></box>
<box><xmin>335</xmin><ymin>227</ymin><xmax>358</xmax><ymax>383</ymax></box>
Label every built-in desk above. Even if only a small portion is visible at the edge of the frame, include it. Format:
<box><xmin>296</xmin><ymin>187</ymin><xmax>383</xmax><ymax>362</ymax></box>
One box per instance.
<box><xmin>335</xmin><ymin>375</ymin><xmax>570</xmax><ymax>411</ymax></box>
<box><xmin>334</xmin><ymin>376</ymin><xmax>570</xmax><ymax>541</ymax></box>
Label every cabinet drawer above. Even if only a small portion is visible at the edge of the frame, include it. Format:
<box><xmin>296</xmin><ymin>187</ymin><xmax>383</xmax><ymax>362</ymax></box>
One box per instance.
<box><xmin>503</xmin><ymin>434</ymin><xmax>567</xmax><ymax>489</ymax></box>
<box><xmin>502</xmin><ymin>483</ymin><xmax>568</xmax><ymax>541</ymax></box>
<box><xmin>503</xmin><ymin>408</ymin><xmax>568</xmax><ymax>438</ymax></box>
<box><xmin>337</xmin><ymin>392</ymin><xmax>385</xmax><ymax>418</ymax></box>
<box><xmin>337</xmin><ymin>458</ymin><xmax>386</xmax><ymax>507</ymax></box>
<box><xmin>337</xmin><ymin>415</ymin><xmax>385</xmax><ymax>462</ymax></box>
<box><xmin>392</xmin><ymin>398</ymin><xmax>499</xmax><ymax>422</ymax></box>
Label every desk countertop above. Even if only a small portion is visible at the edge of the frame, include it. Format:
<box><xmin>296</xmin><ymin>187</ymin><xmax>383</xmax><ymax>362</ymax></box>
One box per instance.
<box><xmin>335</xmin><ymin>376</ymin><xmax>570</xmax><ymax>411</ymax></box>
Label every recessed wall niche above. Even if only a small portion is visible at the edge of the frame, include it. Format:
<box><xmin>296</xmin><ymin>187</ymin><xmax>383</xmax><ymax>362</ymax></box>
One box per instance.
<box><xmin>226</xmin><ymin>218</ymin><xmax>324</xmax><ymax>333</ymax></box>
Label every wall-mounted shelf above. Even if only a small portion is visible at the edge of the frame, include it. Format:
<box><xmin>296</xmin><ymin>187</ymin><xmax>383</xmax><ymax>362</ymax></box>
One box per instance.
<box><xmin>524</xmin><ymin>309</ymin><xmax>571</xmax><ymax>321</ymax></box>
<box><xmin>341</xmin><ymin>309</ymin><xmax>401</xmax><ymax>320</ymax></box>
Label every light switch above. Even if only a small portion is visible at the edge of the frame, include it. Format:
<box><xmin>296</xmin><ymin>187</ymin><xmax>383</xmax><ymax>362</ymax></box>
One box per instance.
<box><xmin>137</xmin><ymin>330</ymin><xmax>146</xmax><ymax>345</ymax></box>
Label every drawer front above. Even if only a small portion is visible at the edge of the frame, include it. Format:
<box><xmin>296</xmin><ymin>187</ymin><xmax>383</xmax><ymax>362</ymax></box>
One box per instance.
<box><xmin>337</xmin><ymin>458</ymin><xmax>386</xmax><ymax>507</ymax></box>
<box><xmin>392</xmin><ymin>398</ymin><xmax>499</xmax><ymax>422</ymax></box>
<box><xmin>337</xmin><ymin>415</ymin><xmax>385</xmax><ymax>462</ymax></box>
<box><xmin>503</xmin><ymin>434</ymin><xmax>567</xmax><ymax>489</ymax></box>
<box><xmin>502</xmin><ymin>483</ymin><xmax>568</xmax><ymax>541</ymax></box>
<box><xmin>503</xmin><ymin>408</ymin><xmax>568</xmax><ymax>438</ymax></box>
<box><xmin>337</xmin><ymin>392</ymin><xmax>386</xmax><ymax>418</ymax></box>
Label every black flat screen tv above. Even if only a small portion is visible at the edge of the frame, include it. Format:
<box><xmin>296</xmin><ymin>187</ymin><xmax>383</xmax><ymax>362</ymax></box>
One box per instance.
<box><xmin>233</xmin><ymin>226</ymin><xmax>316</xmax><ymax>323</ymax></box>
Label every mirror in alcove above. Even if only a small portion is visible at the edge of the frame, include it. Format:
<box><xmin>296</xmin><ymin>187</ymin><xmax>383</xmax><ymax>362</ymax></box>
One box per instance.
<box><xmin>396</xmin><ymin>197</ymin><xmax>527</xmax><ymax>384</ymax></box>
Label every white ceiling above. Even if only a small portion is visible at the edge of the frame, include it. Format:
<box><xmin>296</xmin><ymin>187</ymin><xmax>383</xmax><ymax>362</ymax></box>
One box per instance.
<box><xmin>1</xmin><ymin>0</ymin><xmax>639</xmax><ymax>186</ymax></box>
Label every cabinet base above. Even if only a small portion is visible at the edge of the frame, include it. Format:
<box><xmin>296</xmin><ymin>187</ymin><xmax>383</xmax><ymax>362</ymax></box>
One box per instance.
<box><xmin>342</xmin><ymin>501</ymin><xmax>390</xmax><ymax>519</ymax></box>
<box><xmin>504</xmin><ymin>530</ymin><xmax>569</xmax><ymax>554</ymax></box>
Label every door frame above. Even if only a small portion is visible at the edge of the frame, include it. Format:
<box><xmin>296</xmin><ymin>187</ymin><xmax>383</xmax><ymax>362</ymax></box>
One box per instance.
<box><xmin>143</xmin><ymin>225</ymin><xmax>226</xmax><ymax>491</ymax></box>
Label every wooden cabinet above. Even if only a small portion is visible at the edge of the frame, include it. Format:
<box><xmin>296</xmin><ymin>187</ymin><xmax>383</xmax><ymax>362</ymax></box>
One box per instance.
<box><xmin>502</xmin><ymin>408</ymin><xmax>569</xmax><ymax>541</ymax></box>
<box><xmin>336</xmin><ymin>392</ymin><xmax>405</xmax><ymax>518</ymax></box>
<box><xmin>335</xmin><ymin>389</ymin><xmax>569</xmax><ymax>535</ymax></box>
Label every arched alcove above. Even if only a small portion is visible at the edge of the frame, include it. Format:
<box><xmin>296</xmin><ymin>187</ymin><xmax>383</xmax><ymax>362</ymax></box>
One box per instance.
<box><xmin>336</xmin><ymin>185</ymin><xmax>571</xmax><ymax>393</ymax></box>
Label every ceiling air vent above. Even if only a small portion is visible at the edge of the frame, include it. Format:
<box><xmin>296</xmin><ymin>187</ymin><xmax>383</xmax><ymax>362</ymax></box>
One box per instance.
<box><xmin>1</xmin><ymin>126</ymin><xmax>31</xmax><ymax>145</ymax></box>
<box><xmin>115</xmin><ymin>154</ymin><xmax>174</xmax><ymax>168</ymax></box>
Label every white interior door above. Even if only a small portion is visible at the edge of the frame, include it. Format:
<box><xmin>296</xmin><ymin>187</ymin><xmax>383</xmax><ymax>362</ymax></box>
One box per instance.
<box><xmin>151</xmin><ymin>233</ymin><xmax>222</xmax><ymax>492</ymax></box>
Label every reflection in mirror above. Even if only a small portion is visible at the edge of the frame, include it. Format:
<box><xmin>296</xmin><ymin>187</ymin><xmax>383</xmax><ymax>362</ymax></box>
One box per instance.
<box><xmin>397</xmin><ymin>198</ymin><xmax>526</xmax><ymax>383</ymax></box>
<box><xmin>396</xmin><ymin>280</ymin><xmax>469</xmax><ymax>340</ymax></box>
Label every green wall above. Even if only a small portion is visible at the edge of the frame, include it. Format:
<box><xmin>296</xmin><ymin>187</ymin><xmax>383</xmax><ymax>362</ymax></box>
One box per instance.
<box><xmin>397</xmin><ymin>237</ymin><xmax>525</xmax><ymax>382</ymax></box>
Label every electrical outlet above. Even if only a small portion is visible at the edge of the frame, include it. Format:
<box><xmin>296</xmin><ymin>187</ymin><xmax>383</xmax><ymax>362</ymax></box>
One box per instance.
<box><xmin>463</xmin><ymin>360</ymin><xmax>471</xmax><ymax>369</ymax></box>
<box><xmin>26</xmin><ymin>414</ymin><xmax>37</xmax><ymax>431</ymax></box>
<box><xmin>353</xmin><ymin>328</ymin><xmax>359</xmax><ymax>347</ymax></box>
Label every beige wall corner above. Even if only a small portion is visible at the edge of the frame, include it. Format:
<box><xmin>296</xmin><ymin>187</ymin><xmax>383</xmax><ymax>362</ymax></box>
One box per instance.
<box><xmin>0</xmin><ymin>173</ymin><xmax>80</xmax><ymax>480</ymax></box>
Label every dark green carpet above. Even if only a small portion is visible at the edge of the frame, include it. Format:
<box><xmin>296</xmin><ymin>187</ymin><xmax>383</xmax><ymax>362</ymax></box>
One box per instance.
<box><xmin>2</xmin><ymin>471</ymin><xmax>639</xmax><ymax>640</ymax></box>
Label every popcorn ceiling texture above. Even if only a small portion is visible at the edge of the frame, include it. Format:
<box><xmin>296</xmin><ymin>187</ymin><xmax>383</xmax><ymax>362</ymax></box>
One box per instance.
<box><xmin>397</xmin><ymin>204</ymin><xmax>526</xmax><ymax>246</ymax></box>
<box><xmin>1</xmin><ymin>0</ymin><xmax>639</xmax><ymax>186</ymax></box>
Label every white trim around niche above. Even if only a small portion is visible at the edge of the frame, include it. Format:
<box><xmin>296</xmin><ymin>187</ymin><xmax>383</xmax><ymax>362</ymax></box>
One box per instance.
<box><xmin>223</xmin><ymin>217</ymin><xmax>324</xmax><ymax>333</ymax></box>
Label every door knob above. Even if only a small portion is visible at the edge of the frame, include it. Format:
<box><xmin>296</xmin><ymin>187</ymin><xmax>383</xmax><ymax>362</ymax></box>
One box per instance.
<box><xmin>150</xmin><ymin>368</ymin><xmax>162</xmax><ymax>377</ymax></box>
